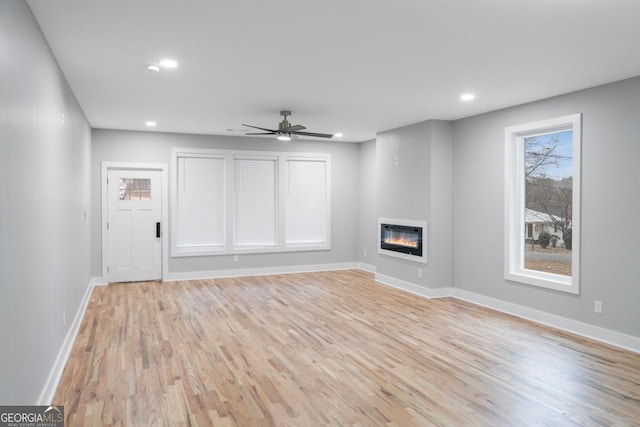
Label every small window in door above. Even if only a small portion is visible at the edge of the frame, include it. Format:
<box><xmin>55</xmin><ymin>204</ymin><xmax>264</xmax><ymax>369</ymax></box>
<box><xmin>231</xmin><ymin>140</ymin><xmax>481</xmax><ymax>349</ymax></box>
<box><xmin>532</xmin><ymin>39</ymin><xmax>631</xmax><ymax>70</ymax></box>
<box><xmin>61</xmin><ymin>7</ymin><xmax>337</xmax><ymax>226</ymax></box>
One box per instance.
<box><xmin>119</xmin><ymin>178</ymin><xmax>151</xmax><ymax>200</ymax></box>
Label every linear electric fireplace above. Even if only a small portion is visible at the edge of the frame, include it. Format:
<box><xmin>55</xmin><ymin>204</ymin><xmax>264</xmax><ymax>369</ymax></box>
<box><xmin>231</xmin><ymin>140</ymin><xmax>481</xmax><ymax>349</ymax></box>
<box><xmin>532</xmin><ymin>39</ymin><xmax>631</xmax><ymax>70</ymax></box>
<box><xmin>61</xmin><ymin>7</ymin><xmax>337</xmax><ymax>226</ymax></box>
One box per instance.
<box><xmin>378</xmin><ymin>218</ymin><xmax>427</xmax><ymax>263</ymax></box>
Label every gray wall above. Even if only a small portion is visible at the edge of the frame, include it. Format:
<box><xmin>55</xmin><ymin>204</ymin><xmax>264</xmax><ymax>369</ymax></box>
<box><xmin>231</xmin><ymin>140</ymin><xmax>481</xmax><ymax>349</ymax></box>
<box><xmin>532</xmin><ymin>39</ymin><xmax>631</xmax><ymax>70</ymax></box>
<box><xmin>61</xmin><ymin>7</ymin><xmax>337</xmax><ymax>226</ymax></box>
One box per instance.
<box><xmin>91</xmin><ymin>129</ymin><xmax>360</xmax><ymax>276</ymax></box>
<box><xmin>427</xmin><ymin>121</ymin><xmax>454</xmax><ymax>288</ymax></box>
<box><xmin>375</xmin><ymin>120</ymin><xmax>454</xmax><ymax>288</ymax></box>
<box><xmin>453</xmin><ymin>76</ymin><xmax>640</xmax><ymax>337</ymax></box>
<box><xmin>0</xmin><ymin>1</ymin><xmax>92</xmax><ymax>404</ymax></box>
<box><xmin>356</xmin><ymin>140</ymin><xmax>379</xmax><ymax>267</ymax></box>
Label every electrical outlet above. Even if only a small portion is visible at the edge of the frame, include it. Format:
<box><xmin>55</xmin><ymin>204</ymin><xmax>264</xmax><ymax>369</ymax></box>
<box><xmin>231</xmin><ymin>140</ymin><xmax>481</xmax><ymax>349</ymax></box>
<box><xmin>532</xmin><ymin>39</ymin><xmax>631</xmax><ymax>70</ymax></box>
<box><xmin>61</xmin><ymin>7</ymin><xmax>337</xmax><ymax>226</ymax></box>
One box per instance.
<box><xmin>233</xmin><ymin>255</ymin><xmax>239</xmax><ymax>262</ymax></box>
<box><xmin>418</xmin><ymin>268</ymin><xmax>423</xmax><ymax>278</ymax></box>
<box><xmin>394</xmin><ymin>157</ymin><xmax>400</xmax><ymax>166</ymax></box>
<box><xmin>594</xmin><ymin>300</ymin><xmax>603</xmax><ymax>314</ymax></box>
<box><xmin>364</xmin><ymin>249</ymin><xmax>367</xmax><ymax>257</ymax></box>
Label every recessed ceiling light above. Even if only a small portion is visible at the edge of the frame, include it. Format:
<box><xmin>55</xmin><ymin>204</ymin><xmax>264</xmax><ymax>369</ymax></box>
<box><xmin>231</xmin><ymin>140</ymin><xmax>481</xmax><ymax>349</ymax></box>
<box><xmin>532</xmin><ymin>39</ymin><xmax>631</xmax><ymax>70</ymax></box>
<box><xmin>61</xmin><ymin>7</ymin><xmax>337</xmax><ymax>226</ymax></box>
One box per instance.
<box><xmin>146</xmin><ymin>64</ymin><xmax>160</xmax><ymax>72</ymax></box>
<box><xmin>460</xmin><ymin>93</ymin><xmax>476</xmax><ymax>102</ymax></box>
<box><xmin>333</xmin><ymin>132</ymin><xmax>344</xmax><ymax>138</ymax></box>
<box><xmin>159</xmin><ymin>59</ymin><xmax>178</xmax><ymax>68</ymax></box>
<box><xmin>145</xmin><ymin>121</ymin><xmax>157</xmax><ymax>127</ymax></box>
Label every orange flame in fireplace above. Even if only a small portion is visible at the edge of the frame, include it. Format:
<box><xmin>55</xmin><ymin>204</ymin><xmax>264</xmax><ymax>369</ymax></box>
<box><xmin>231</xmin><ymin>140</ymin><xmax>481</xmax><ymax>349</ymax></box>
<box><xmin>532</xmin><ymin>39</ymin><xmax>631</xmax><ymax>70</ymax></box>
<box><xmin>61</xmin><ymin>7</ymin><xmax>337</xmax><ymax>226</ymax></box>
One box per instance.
<box><xmin>384</xmin><ymin>237</ymin><xmax>418</xmax><ymax>248</ymax></box>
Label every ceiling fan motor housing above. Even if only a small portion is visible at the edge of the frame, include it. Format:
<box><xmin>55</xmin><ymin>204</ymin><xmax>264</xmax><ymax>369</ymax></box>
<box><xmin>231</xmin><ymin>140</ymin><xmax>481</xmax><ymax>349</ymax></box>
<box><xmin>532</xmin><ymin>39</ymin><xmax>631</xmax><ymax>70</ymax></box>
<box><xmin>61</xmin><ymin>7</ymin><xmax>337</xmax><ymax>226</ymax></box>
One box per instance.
<box><xmin>279</xmin><ymin>110</ymin><xmax>291</xmax><ymax>131</ymax></box>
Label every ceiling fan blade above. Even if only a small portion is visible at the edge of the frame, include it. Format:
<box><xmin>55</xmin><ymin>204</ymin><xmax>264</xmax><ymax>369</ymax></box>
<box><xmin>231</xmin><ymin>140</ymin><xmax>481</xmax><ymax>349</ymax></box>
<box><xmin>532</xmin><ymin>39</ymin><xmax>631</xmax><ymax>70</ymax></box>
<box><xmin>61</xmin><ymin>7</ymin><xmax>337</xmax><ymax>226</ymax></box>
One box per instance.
<box><xmin>290</xmin><ymin>130</ymin><xmax>334</xmax><ymax>138</ymax></box>
<box><xmin>281</xmin><ymin>124</ymin><xmax>306</xmax><ymax>132</ymax></box>
<box><xmin>246</xmin><ymin>132</ymin><xmax>276</xmax><ymax>135</ymax></box>
<box><xmin>242</xmin><ymin>123</ymin><xmax>277</xmax><ymax>133</ymax></box>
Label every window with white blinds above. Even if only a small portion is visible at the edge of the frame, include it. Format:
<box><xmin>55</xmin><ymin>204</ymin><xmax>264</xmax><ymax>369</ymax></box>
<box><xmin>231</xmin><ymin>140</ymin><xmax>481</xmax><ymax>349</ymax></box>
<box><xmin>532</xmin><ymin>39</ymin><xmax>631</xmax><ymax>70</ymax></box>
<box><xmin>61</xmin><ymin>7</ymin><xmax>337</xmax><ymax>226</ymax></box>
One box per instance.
<box><xmin>285</xmin><ymin>158</ymin><xmax>328</xmax><ymax>246</ymax></box>
<box><xmin>234</xmin><ymin>156</ymin><xmax>277</xmax><ymax>248</ymax></box>
<box><xmin>175</xmin><ymin>155</ymin><xmax>225</xmax><ymax>252</ymax></box>
<box><xmin>172</xmin><ymin>148</ymin><xmax>330</xmax><ymax>256</ymax></box>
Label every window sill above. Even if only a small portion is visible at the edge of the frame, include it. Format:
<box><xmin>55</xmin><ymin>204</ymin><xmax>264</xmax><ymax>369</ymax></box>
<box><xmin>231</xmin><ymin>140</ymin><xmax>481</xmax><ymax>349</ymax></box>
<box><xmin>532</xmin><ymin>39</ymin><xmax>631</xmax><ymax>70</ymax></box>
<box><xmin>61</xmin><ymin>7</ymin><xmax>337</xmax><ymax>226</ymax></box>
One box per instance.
<box><xmin>505</xmin><ymin>270</ymin><xmax>579</xmax><ymax>294</ymax></box>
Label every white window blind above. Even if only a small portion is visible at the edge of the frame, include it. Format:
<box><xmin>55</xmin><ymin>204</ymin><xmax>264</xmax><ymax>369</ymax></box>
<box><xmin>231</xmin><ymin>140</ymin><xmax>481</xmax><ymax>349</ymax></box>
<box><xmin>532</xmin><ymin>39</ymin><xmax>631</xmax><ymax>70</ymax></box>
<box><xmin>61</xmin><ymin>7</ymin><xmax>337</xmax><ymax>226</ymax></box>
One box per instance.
<box><xmin>176</xmin><ymin>155</ymin><xmax>225</xmax><ymax>251</ymax></box>
<box><xmin>234</xmin><ymin>157</ymin><xmax>277</xmax><ymax>247</ymax></box>
<box><xmin>285</xmin><ymin>158</ymin><xmax>328</xmax><ymax>246</ymax></box>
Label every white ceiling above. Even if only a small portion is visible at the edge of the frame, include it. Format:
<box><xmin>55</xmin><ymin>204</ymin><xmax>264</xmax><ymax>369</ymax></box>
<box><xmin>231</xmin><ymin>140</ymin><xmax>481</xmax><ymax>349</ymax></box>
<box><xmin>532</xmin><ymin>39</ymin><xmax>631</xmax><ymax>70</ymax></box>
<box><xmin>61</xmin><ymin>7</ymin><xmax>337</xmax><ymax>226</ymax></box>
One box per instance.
<box><xmin>27</xmin><ymin>0</ymin><xmax>640</xmax><ymax>142</ymax></box>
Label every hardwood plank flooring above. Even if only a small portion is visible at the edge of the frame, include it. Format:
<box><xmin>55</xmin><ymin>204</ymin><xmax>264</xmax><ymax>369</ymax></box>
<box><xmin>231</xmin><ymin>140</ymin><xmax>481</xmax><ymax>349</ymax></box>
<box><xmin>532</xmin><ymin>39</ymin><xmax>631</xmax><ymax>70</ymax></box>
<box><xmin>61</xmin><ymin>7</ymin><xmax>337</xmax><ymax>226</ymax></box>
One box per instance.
<box><xmin>54</xmin><ymin>270</ymin><xmax>640</xmax><ymax>426</ymax></box>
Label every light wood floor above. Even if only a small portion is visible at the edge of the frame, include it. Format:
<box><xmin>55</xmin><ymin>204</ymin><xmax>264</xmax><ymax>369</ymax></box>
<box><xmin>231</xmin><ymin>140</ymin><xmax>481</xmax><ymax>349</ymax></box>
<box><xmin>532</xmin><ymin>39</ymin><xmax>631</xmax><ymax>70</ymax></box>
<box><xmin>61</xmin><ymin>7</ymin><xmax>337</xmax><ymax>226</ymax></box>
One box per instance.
<box><xmin>54</xmin><ymin>270</ymin><xmax>640</xmax><ymax>426</ymax></box>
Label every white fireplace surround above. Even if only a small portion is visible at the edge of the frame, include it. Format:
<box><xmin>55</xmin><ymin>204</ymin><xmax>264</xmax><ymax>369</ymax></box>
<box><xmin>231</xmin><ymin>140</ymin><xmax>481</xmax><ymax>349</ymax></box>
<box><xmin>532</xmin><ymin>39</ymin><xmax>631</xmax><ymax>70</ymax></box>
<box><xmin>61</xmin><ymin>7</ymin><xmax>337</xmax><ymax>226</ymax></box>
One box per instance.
<box><xmin>378</xmin><ymin>218</ymin><xmax>427</xmax><ymax>264</ymax></box>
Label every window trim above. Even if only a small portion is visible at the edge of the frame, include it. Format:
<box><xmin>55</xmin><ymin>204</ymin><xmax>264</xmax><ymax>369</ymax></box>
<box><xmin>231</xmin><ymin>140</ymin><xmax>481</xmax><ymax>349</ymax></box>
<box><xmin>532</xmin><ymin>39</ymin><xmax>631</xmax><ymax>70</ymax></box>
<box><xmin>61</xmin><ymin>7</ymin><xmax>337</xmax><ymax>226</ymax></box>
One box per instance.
<box><xmin>171</xmin><ymin>148</ymin><xmax>331</xmax><ymax>257</ymax></box>
<box><xmin>504</xmin><ymin>114</ymin><xmax>581</xmax><ymax>294</ymax></box>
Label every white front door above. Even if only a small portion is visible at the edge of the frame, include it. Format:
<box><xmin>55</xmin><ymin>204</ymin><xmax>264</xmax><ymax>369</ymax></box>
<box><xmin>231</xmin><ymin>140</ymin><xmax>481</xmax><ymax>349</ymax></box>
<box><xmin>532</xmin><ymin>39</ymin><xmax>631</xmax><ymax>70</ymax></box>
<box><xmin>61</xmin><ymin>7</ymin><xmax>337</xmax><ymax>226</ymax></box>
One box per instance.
<box><xmin>107</xmin><ymin>169</ymin><xmax>162</xmax><ymax>282</ymax></box>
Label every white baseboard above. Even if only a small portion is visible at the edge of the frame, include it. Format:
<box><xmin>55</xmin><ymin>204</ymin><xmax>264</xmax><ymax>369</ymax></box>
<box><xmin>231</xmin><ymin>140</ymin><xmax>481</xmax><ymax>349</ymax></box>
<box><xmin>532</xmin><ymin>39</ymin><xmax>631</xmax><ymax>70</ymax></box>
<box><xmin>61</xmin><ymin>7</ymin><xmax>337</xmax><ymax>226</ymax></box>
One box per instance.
<box><xmin>371</xmin><ymin>272</ymin><xmax>640</xmax><ymax>354</ymax></box>
<box><xmin>37</xmin><ymin>279</ymin><xmax>95</xmax><ymax>405</ymax></box>
<box><xmin>163</xmin><ymin>262</ymin><xmax>361</xmax><ymax>282</ymax></box>
<box><xmin>374</xmin><ymin>273</ymin><xmax>452</xmax><ymax>298</ymax></box>
<box><xmin>94</xmin><ymin>263</ymin><xmax>364</xmax><ymax>285</ymax></box>
<box><xmin>356</xmin><ymin>262</ymin><xmax>376</xmax><ymax>274</ymax></box>
<box><xmin>90</xmin><ymin>276</ymin><xmax>108</xmax><ymax>286</ymax></box>
<box><xmin>449</xmin><ymin>288</ymin><xmax>640</xmax><ymax>354</ymax></box>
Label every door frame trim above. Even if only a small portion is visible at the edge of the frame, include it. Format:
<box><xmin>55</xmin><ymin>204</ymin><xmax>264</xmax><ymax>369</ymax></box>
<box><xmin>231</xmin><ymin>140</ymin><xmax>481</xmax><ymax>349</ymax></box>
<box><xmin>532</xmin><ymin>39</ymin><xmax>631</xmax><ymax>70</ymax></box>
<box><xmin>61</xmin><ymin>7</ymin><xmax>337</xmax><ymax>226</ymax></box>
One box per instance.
<box><xmin>101</xmin><ymin>162</ymin><xmax>169</xmax><ymax>282</ymax></box>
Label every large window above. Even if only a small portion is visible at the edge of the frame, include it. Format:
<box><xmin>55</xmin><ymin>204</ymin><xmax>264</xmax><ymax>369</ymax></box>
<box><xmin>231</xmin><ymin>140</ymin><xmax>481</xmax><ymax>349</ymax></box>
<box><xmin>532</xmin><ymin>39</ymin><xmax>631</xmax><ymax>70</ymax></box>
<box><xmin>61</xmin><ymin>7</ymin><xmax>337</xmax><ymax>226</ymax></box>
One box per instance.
<box><xmin>505</xmin><ymin>114</ymin><xmax>581</xmax><ymax>294</ymax></box>
<box><xmin>172</xmin><ymin>148</ymin><xmax>330</xmax><ymax>256</ymax></box>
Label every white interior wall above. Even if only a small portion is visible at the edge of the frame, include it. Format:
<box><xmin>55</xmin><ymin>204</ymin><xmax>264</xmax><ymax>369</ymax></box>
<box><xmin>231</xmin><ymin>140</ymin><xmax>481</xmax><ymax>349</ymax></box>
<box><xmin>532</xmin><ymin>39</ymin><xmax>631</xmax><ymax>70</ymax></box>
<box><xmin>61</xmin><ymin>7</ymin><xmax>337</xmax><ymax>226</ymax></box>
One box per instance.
<box><xmin>452</xmin><ymin>76</ymin><xmax>640</xmax><ymax>337</ymax></box>
<box><xmin>91</xmin><ymin>129</ymin><xmax>361</xmax><ymax>278</ymax></box>
<box><xmin>374</xmin><ymin>120</ymin><xmax>454</xmax><ymax>288</ymax></box>
<box><xmin>0</xmin><ymin>1</ymin><xmax>92</xmax><ymax>404</ymax></box>
<box><xmin>356</xmin><ymin>140</ymin><xmax>378</xmax><ymax>269</ymax></box>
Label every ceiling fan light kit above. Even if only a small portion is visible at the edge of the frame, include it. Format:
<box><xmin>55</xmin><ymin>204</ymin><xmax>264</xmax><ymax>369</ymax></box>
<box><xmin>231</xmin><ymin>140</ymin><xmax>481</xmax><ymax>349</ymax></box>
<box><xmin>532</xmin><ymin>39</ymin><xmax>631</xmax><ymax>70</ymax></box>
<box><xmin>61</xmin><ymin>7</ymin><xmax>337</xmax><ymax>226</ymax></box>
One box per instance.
<box><xmin>243</xmin><ymin>110</ymin><xmax>333</xmax><ymax>140</ymax></box>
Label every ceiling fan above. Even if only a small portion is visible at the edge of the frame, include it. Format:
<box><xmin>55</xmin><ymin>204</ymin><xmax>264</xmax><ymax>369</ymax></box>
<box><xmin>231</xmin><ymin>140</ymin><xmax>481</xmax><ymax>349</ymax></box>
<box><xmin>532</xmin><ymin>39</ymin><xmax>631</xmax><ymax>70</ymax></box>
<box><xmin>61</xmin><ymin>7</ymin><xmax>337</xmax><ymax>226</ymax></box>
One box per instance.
<box><xmin>243</xmin><ymin>110</ymin><xmax>333</xmax><ymax>141</ymax></box>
